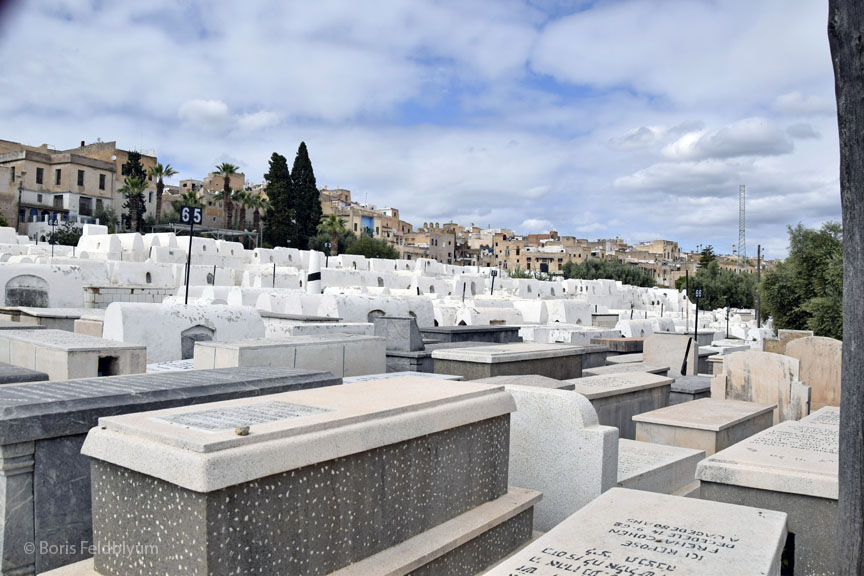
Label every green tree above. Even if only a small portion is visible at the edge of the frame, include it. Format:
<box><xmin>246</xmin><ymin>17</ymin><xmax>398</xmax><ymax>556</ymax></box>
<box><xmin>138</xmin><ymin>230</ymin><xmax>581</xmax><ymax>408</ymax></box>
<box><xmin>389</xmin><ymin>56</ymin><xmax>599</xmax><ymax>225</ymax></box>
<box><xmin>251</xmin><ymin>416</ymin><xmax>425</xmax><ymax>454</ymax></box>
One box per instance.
<box><xmin>345</xmin><ymin>235</ymin><xmax>398</xmax><ymax>259</ymax></box>
<box><xmin>233</xmin><ymin>188</ymin><xmax>252</xmax><ymax>229</ymax></box>
<box><xmin>698</xmin><ymin>245</ymin><xmax>717</xmax><ymax>267</ymax></box>
<box><xmin>761</xmin><ymin>222</ymin><xmax>843</xmax><ymax>339</ymax></box>
<box><xmin>171</xmin><ymin>189</ymin><xmax>204</xmax><ymax>214</ymax></box>
<box><xmin>147</xmin><ymin>163</ymin><xmax>178</xmax><ymax>224</ymax></box>
<box><xmin>562</xmin><ymin>258</ymin><xmax>656</xmax><ymax>288</ymax></box>
<box><xmin>0</xmin><ymin>212</ymin><xmax>9</xmax><ymax>227</ymax></box>
<box><xmin>119</xmin><ymin>177</ymin><xmax>147</xmax><ymax>233</ymax></box>
<box><xmin>680</xmin><ymin>260</ymin><xmax>757</xmax><ymax>310</ymax></box>
<box><xmin>215</xmin><ymin>162</ymin><xmax>239</xmax><ymax>229</ymax></box>
<box><xmin>121</xmin><ymin>152</ymin><xmax>148</xmax><ymax>232</ymax></box>
<box><xmin>308</xmin><ymin>227</ymin><xmax>356</xmax><ymax>255</ymax></box>
<box><xmin>94</xmin><ymin>205</ymin><xmax>119</xmax><ymax>233</ymax></box>
<box><xmin>249</xmin><ymin>192</ymin><xmax>271</xmax><ymax>239</ymax></box>
<box><xmin>263</xmin><ymin>152</ymin><xmax>294</xmax><ymax>248</ymax></box>
<box><xmin>316</xmin><ymin>214</ymin><xmax>347</xmax><ymax>256</ymax></box>
<box><xmin>47</xmin><ymin>221</ymin><xmax>83</xmax><ymax>246</ymax></box>
<box><xmin>291</xmin><ymin>142</ymin><xmax>321</xmax><ymax>250</ymax></box>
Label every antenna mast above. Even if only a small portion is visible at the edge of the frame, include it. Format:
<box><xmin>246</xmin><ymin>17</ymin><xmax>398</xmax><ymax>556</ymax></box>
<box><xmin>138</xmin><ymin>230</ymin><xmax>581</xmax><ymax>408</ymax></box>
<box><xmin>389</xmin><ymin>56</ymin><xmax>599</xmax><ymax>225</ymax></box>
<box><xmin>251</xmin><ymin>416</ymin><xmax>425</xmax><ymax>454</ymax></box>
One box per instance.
<box><xmin>738</xmin><ymin>184</ymin><xmax>746</xmax><ymax>272</ymax></box>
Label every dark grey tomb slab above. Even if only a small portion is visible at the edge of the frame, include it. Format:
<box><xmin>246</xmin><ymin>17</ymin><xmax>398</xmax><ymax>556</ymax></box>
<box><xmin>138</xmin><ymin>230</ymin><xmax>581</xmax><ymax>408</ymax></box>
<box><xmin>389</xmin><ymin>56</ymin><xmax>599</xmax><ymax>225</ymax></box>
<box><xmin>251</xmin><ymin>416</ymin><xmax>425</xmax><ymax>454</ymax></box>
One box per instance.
<box><xmin>0</xmin><ymin>362</ymin><xmax>49</xmax><ymax>385</ymax></box>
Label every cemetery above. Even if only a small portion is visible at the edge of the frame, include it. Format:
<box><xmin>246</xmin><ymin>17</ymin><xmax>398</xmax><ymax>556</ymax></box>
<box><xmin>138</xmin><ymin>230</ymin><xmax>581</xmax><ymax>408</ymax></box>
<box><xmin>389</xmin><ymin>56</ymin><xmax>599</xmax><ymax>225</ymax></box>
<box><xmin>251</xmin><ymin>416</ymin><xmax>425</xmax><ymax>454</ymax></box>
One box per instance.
<box><xmin>0</xmin><ymin>225</ymin><xmax>846</xmax><ymax>575</ymax></box>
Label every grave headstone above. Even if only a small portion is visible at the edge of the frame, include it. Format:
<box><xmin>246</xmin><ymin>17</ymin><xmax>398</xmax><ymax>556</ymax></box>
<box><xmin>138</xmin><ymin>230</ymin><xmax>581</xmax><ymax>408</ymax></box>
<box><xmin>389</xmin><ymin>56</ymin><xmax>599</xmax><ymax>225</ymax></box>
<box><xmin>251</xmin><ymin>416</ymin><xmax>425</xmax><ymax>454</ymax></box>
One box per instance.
<box><xmin>0</xmin><ymin>367</ymin><xmax>340</xmax><ymax>575</ymax></box>
<box><xmin>643</xmin><ymin>332</ymin><xmax>699</xmax><ymax>378</ymax></box>
<box><xmin>785</xmin><ymin>336</ymin><xmax>841</xmax><ymax>411</ymax></box>
<box><xmin>0</xmin><ymin>329</ymin><xmax>146</xmax><ymax>380</ymax></box>
<box><xmin>697</xmin><ymin>415</ymin><xmax>838</xmax><ymax>575</ymax></box>
<box><xmin>565</xmin><ymin>372</ymin><xmax>672</xmax><ymax>440</ymax></box>
<box><xmin>373</xmin><ymin>315</ymin><xmax>425</xmax><ymax>352</ymax></box>
<box><xmin>432</xmin><ymin>343</ymin><xmax>591</xmax><ymax>380</ymax></box>
<box><xmin>193</xmin><ymin>334</ymin><xmax>386</xmax><ymax>377</ymax></box>
<box><xmin>503</xmin><ymin>385</ymin><xmax>617</xmax><ymax>531</ymax></box>
<box><xmin>763</xmin><ymin>328</ymin><xmax>813</xmax><ymax>354</ymax></box>
<box><xmin>483</xmin><ymin>488</ymin><xmax>788</xmax><ymax>576</ymax></box>
<box><xmin>75</xmin><ymin>379</ymin><xmax>538</xmax><ymax>576</ymax></box>
<box><xmin>633</xmin><ymin>398</ymin><xmax>776</xmax><ymax>456</ymax></box>
<box><xmin>617</xmin><ymin>439</ymin><xmax>704</xmax><ymax>496</ymax></box>
<box><xmin>710</xmin><ymin>350</ymin><xmax>810</xmax><ymax>424</ymax></box>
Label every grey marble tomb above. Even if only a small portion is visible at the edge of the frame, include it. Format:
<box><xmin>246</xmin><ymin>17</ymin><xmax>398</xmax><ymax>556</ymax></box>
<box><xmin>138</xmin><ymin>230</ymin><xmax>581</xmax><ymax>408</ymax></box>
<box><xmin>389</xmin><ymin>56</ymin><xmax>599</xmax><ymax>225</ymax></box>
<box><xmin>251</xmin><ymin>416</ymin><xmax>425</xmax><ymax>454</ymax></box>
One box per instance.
<box><xmin>0</xmin><ymin>367</ymin><xmax>341</xmax><ymax>575</ymax></box>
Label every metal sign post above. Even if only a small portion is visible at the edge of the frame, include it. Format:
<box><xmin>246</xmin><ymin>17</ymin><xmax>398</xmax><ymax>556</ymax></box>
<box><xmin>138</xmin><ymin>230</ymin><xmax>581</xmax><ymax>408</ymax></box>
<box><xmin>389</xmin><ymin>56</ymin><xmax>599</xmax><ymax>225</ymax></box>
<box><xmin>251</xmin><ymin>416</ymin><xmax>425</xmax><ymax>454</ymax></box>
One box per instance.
<box><xmin>49</xmin><ymin>218</ymin><xmax>58</xmax><ymax>258</ymax></box>
<box><xmin>180</xmin><ymin>205</ymin><xmax>202</xmax><ymax>305</ymax></box>
<box><xmin>693</xmin><ymin>288</ymin><xmax>704</xmax><ymax>348</ymax></box>
<box><xmin>490</xmin><ymin>269</ymin><xmax>498</xmax><ymax>295</ymax></box>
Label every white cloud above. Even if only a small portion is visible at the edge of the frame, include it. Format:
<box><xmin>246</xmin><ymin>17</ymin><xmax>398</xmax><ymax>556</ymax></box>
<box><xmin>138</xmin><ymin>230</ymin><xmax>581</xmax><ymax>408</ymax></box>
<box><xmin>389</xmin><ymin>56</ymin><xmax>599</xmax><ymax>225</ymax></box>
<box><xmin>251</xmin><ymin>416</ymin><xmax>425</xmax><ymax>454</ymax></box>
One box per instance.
<box><xmin>178</xmin><ymin>99</ymin><xmax>231</xmax><ymax>129</ymax></box>
<box><xmin>774</xmin><ymin>91</ymin><xmax>836</xmax><ymax>117</ymax></box>
<box><xmin>662</xmin><ymin>118</ymin><xmax>793</xmax><ymax>161</ymax></box>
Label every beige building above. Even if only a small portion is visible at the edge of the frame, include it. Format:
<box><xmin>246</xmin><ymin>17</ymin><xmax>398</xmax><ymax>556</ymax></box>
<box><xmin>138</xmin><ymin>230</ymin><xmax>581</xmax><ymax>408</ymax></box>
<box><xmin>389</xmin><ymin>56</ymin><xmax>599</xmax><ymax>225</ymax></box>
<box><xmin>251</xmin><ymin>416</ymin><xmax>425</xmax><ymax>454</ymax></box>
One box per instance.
<box><xmin>0</xmin><ymin>139</ymin><xmax>162</xmax><ymax>236</ymax></box>
<box><xmin>319</xmin><ymin>187</ymin><xmax>412</xmax><ymax>245</ymax></box>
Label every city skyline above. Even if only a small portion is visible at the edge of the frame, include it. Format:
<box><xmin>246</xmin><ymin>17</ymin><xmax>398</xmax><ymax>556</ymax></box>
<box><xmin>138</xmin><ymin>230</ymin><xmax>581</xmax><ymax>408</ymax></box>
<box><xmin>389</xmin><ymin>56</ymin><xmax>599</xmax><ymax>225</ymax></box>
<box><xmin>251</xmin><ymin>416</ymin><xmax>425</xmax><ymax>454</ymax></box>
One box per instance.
<box><xmin>0</xmin><ymin>0</ymin><xmax>840</xmax><ymax>258</ymax></box>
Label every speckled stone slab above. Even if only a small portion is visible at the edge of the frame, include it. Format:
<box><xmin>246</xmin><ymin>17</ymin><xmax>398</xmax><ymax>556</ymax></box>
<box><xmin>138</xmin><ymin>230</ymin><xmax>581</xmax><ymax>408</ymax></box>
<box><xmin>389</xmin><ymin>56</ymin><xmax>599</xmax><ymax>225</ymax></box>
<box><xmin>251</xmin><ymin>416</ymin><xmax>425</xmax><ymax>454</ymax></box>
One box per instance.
<box><xmin>84</xmin><ymin>379</ymin><xmax>518</xmax><ymax>576</ymax></box>
<box><xmin>583</xmin><ymin>362</ymin><xmax>669</xmax><ymax>377</ymax></box>
<box><xmin>343</xmin><ymin>371</ymin><xmax>464</xmax><ymax>383</ymax></box>
<box><xmin>617</xmin><ymin>439</ymin><xmax>704</xmax><ymax>494</ymax></box>
<box><xmin>484</xmin><ymin>488</ymin><xmax>788</xmax><ymax>576</ymax></box>
<box><xmin>565</xmin><ymin>372</ymin><xmax>672</xmax><ymax>400</ymax></box>
<box><xmin>0</xmin><ymin>367</ymin><xmax>341</xmax><ymax>576</ymax></box>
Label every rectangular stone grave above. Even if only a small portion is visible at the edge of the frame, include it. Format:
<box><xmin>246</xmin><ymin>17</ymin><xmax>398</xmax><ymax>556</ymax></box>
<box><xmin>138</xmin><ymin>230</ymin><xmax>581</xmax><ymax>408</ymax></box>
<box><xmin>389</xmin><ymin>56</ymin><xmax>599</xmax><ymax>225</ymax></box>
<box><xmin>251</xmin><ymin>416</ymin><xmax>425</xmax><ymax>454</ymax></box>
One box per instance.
<box><xmin>784</xmin><ymin>336</ymin><xmax>842</xmax><ymax>411</ymax></box>
<box><xmin>193</xmin><ymin>334</ymin><xmax>386</xmax><ymax>377</ymax></box>
<box><xmin>484</xmin><ymin>487</ymin><xmax>788</xmax><ymax>576</ymax></box>
<box><xmin>669</xmin><ymin>375</ymin><xmax>712</xmax><ymax>405</ymax></box>
<box><xmin>564</xmin><ymin>372</ymin><xmax>672</xmax><ymax>440</ymax></box>
<box><xmin>501</xmin><ymin>384</ymin><xmax>617</xmax><ymax>532</ymax></box>
<box><xmin>0</xmin><ymin>319</ymin><xmax>45</xmax><ymax>331</ymax></box>
<box><xmin>590</xmin><ymin>336</ymin><xmax>644</xmax><ymax>353</ymax></box>
<box><xmin>800</xmin><ymin>405</ymin><xmax>840</xmax><ymax>425</ymax></box>
<box><xmin>643</xmin><ymin>332</ymin><xmax>700</xmax><ymax>378</ymax></box>
<box><xmin>697</xmin><ymin>417</ymin><xmax>838</xmax><ymax>576</ymax></box>
<box><xmin>633</xmin><ymin>398</ymin><xmax>776</xmax><ymax>456</ymax></box>
<box><xmin>383</xmin><ymin>341</ymin><xmax>497</xmax><ymax>373</ymax></box>
<box><xmin>0</xmin><ymin>307</ymin><xmax>93</xmax><ymax>332</ymax></box>
<box><xmin>75</xmin><ymin>379</ymin><xmax>538</xmax><ymax>576</ymax></box>
<box><xmin>373</xmin><ymin>315</ymin><xmax>424</xmax><ymax>352</ymax></box>
<box><xmin>711</xmin><ymin>350</ymin><xmax>810</xmax><ymax>424</ymax></box>
<box><xmin>0</xmin><ymin>361</ymin><xmax>49</xmax><ymax>385</ymax></box>
<box><xmin>0</xmin><ymin>329</ymin><xmax>145</xmax><ymax>381</ymax></box>
<box><xmin>343</xmin><ymin>370</ymin><xmax>463</xmax><ymax>383</ymax></box>
<box><xmin>474</xmin><ymin>374</ymin><xmax>574</xmax><ymax>390</ymax></box>
<box><xmin>582</xmin><ymin>361</ymin><xmax>669</xmax><ymax>377</ymax></box>
<box><xmin>420</xmin><ymin>325</ymin><xmax>522</xmax><ymax>344</ymax></box>
<box><xmin>591</xmin><ymin>312</ymin><xmax>620</xmax><ymax>328</ymax></box>
<box><xmin>617</xmin><ymin>439</ymin><xmax>704</xmax><ymax>496</ymax></box>
<box><xmin>763</xmin><ymin>328</ymin><xmax>813</xmax><ymax>354</ymax></box>
<box><xmin>432</xmin><ymin>343</ymin><xmax>591</xmax><ymax>380</ymax></box>
<box><xmin>0</xmin><ymin>367</ymin><xmax>340</xmax><ymax>575</ymax></box>
<box><xmin>605</xmin><ymin>352</ymin><xmax>643</xmax><ymax>364</ymax></box>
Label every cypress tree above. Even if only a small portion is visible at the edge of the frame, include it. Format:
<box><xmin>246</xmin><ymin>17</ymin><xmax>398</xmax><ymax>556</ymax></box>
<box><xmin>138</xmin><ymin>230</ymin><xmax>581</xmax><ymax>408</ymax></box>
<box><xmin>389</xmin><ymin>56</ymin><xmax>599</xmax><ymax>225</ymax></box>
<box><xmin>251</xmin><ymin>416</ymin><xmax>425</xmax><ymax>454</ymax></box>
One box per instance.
<box><xmin>263</xmin><ymin>152</ymin><xmax>294</xmax><ymax>248</ymax></box>
<box><xmin>291</xmin><ymin>142</ymin><xmax>321</xmax><ymax>250</ymax></box>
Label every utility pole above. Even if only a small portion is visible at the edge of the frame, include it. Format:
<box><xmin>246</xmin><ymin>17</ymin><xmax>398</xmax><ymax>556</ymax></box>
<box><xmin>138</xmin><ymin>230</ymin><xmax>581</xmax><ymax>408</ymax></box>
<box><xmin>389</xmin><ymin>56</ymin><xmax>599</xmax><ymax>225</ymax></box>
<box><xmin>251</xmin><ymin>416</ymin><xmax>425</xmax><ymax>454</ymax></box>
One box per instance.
<box><xmin>756</xmin><ymin>244</ymin><xmax>762</xmax><ymax>328</ymax></box>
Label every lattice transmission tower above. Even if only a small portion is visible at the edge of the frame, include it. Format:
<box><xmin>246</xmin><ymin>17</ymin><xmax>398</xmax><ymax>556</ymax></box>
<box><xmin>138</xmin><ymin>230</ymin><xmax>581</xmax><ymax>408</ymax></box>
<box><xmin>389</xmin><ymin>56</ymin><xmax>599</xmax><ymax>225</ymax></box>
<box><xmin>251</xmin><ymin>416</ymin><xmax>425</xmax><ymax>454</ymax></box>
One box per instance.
<box><xmin>737</xmin><ymin>184</ymin><xmax>746</xmax><ymax>272</ymax></box>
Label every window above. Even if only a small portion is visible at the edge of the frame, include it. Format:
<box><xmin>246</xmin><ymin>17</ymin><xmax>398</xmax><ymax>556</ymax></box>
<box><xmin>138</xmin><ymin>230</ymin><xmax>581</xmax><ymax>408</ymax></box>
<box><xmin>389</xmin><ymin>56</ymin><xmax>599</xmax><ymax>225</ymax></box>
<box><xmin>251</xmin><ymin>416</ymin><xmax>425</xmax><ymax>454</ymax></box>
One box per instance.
<box><xmin>99</xmin><ymin>174</ymin><xmax>106</xmax><ymax>190</ymax></box>
<box><xmin>55</xmin><ymin>169</ymin><xmax>61</xmax><ymax>185</ymax></box>
<box><xmin>354</xmin><ymin>223</ymin><xmax>358</xmax><ymax>231</ymax></box>
<box><xmin>149</xmin><ymin>192</ymin><xmax>153</xmax><ymax>203</ymax></box>
<box><xmin>11</xmin><ymin>167</ymin><xmax>15</xmax><ymax>181</ymax></box>
<box><xmin>37</xmin><ymin>194</ymin><xmax>43</xmax><ymax>203</ymax></box>
<box><xmin>148</xmin><ymin>175</ymin><xmax>153</xmax><ymax>181</ymax></box>
<box><xmin>36</xmin><ymin>168</ymin><xmax>44</xmax><ymax>184</ymax></box>
<box><xmin>77</xmin><ymin>170</ymin><xmax>84</xmax><ymax>186</ymax></box>
<box><xmin>96</xmin><ymin>199</ymin><xmax>103</xmax><ymax>210</ymax></box>
<box><xmin>121</xmin><ymin>165</ymin><xmax>127</xmax><ymax>176</ymax></box>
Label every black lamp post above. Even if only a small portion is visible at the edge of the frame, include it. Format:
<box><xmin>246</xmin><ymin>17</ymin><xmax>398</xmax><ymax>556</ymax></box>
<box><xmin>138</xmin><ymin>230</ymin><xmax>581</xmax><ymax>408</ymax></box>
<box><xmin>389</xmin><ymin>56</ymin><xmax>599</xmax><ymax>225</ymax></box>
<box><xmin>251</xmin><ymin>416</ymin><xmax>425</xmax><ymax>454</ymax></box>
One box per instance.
<box><xmin>324</xmin><ymin>242</ymin><xmax>331</xmax><ymax>268</ymax></box>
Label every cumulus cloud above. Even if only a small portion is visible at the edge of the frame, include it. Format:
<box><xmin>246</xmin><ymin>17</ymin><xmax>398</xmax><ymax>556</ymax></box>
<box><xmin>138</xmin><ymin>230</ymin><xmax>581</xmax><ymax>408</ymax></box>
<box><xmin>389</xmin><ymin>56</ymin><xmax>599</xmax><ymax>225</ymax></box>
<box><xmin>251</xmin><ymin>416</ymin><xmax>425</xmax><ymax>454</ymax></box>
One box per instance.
<box><xmin>662</xmin><ymin>118</ymin><xmax>793</xmax><ymax>161</ymax></box>
<box><xmin>786</xmin><ymin>123</ymin><xmax>820</xmax><ymax>140</ymax></box>
<box><xmin>774</xmin><ymin>91</ymin><xmax>835</xmax><ymax>117</ymax></box>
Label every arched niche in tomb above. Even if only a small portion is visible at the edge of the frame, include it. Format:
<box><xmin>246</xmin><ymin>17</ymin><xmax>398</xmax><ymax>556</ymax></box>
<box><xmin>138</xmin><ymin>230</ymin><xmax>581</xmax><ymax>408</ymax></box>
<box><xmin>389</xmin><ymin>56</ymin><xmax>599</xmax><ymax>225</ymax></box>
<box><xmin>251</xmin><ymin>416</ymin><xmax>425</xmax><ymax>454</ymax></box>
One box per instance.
<box><xmin>429</xmin><ymin>284</ymin><xmax>435</xmax><ymax>293</ymax></box>
<box><xmin>470</xmin><ymin>282</ymin><xmax>476</xmax><ymax>295</ymax></box>
<box><xmin>377</xmin><ymin>277</ymin><xmax>385</xmax><ymax>288</ymax></box>
<box><xmin>458</xmin><ymin>320</ymin><xmax>468</xmax><ymax>326</ymax></box>
<box><xmin>206</xmin><ymin>272</ymin><xmax>215</xmax><ymax>285</ymax></box>
<box><xmin>4</xmin><ymin>274</ymin><xmax>49</xmax><ymax>307</ymax></box>
<box><xmin>367</xmin><ymin>309</ymin><xmax>386</xmax><ymax>322</ymax></box>
<box><xmin>180</xmin><ymin>325</ymin><xmax>215</xmax><ymax>360</ymax></box>
<box><xmin>145</xmin><ymin>272</ymin><xmax>152</xmax><ymax>284</ymax></box>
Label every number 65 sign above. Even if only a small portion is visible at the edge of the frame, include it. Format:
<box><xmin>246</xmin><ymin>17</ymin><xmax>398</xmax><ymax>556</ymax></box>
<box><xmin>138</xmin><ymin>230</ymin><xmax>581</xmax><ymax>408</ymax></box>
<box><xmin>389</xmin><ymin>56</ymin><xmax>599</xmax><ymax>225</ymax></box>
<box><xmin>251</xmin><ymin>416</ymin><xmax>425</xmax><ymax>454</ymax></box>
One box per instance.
<box><xmin>180</xmin><ymin>206</ymin><xmax>202</xmax><ymax>225</ymax></box>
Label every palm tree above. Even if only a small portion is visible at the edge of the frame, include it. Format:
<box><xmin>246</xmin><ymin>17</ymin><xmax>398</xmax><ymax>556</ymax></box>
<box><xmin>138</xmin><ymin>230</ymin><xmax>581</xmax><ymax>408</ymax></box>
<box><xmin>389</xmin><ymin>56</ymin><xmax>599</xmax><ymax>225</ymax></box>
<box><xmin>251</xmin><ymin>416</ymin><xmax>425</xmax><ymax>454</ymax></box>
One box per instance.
<box><xmin>317</xmin><ymin>214</ymin><xmax>347</xmax><ymax>256</ymax></box>
<box><xmin>249</xmin><ymin>193</ymin><xmax>271</xmax><ymax>237</ymax></box>
<box><xmin>233</xmin><ymin>188</ymin><xmax>251</xmax><ymax>229</ymax></box>
<box><xmin>119</xmin><ymin>177</ymin><xmax>147</xmax><ymax>232</ymax></box>
<box><xmin>171</xmin><ymin>189</ymin><xmax>204</xmax><ymax>215</ymax></box>
<box><xmin>147</xmin><ymin>163</ymin><xmax>178</xmax><ymax>224</ymax></box>
<box><xmin>214</xmin><ymin>162</ymin><xmax>239</xmax><ymax>229</ymax></box>
<box><xmin>213</xmin><ymin>187</ymin><xmax>232</xmax><ymax>229</ymax></box>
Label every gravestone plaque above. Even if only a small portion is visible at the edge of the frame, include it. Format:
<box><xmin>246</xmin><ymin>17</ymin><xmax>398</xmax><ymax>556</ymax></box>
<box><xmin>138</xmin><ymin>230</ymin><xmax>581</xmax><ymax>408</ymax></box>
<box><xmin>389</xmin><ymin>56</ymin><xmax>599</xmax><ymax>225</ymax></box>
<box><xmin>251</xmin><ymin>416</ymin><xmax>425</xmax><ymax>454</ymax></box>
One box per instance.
<box><xmin>157</xmin><ymin>401</ymin><xmax>332</xmax><ymax>431</ymax></box>
<box><xmin>801</xmin><ymin>406</ymin><xmax>840</xmax><ymax>427</ymax></box>
<box><xmin>485</xmin><ymin>488</ymin><xmax>787</xmax><ymax>576</ymax></box>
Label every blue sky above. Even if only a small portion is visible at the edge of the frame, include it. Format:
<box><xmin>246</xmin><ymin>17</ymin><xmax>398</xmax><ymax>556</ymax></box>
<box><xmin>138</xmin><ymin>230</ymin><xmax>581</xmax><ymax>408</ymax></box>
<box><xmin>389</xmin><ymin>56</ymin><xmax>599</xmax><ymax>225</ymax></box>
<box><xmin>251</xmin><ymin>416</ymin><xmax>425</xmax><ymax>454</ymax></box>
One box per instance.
<box><xmin>0</xmin><ymin>0</ymin><xmax>840</xmax><ymax>258</ymax></box>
